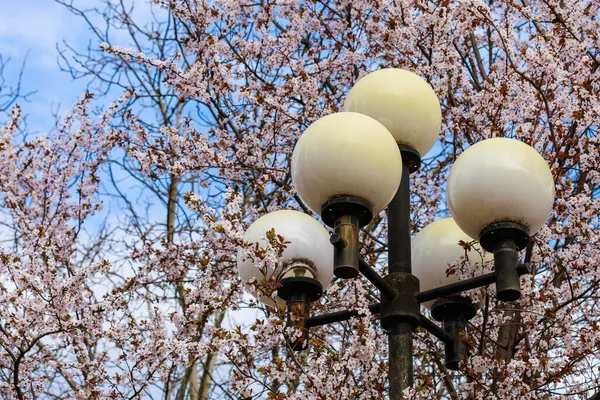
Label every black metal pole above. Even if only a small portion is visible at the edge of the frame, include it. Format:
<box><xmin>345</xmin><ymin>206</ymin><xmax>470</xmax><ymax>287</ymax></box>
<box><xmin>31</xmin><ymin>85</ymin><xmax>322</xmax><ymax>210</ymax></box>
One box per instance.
<box><xmin>388</xmin><ymin>161</ymin><xmax>412</xmax><ymax>275</ymax></box>
<box><xmin>386</xmin><ymin>157</ymin><xmax>414</xmax><ymax>399</ymax></box>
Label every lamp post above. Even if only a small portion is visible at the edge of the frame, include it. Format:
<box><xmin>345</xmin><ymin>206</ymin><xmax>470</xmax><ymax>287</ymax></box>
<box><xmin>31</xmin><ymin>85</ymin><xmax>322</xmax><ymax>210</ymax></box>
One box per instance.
<box><xmin>236</xmin><ymin>69</ymin><xmax>555</xmax><ymax>399</ymax></box>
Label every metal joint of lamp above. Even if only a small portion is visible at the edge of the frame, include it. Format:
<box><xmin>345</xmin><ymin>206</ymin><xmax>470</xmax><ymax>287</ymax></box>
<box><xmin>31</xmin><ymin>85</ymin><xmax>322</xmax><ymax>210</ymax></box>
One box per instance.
<box><xmin>236</xmin><ymin>69</ymin><xmax>555</xmax><ymax>398</ymax></box>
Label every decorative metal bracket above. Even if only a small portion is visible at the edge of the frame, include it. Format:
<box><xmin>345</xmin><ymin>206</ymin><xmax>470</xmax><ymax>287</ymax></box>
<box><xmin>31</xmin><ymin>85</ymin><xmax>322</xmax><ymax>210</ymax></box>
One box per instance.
<box><xmin>300</xmin><ymin>262</ymin><xmax>531</xmax><ymax>368</ymax></box>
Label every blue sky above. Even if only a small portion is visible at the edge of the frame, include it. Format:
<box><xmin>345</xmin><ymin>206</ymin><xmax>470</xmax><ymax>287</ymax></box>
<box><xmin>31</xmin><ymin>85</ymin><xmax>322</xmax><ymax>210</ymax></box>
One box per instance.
<box><xmin>0</xmin><ymin>0</ymin><xmax>162</xmax><ymax>130</ymax></box>
<box><xmin>0</xmin><ymin>0</ymin><xmax>101</xmax><ymax>130</ymax></box>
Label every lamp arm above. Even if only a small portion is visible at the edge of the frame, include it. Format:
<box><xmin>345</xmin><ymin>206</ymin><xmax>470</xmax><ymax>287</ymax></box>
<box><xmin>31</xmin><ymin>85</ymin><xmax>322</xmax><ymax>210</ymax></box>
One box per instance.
<box><xmin>358</xmin><ymin>258</ymin><xmax>398</xmax><ymax>299</ymax></box>
<box><xmin>304</xmin><ymin>307</ymin><xmax>463</xmax><ymax>350</ymax></box>
<box><xmin>415</xmin><ymin>263</ymin><xmax>530</xmax><ymax>304</ymax></box>
<box><xmin>419</xmin><ymin>314</ymin><xmax>453</xmax><ymax>343</ymax></box>
<box><xmin>305</xmin><ymin>303</ymin><xmax>381</xmax><ymax>329</ymax></box>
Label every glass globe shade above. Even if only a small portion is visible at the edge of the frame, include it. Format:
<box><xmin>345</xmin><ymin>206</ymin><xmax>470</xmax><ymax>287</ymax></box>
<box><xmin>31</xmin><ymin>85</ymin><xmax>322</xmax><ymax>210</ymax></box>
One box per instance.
<box><xmin>236</xmin><ymin>210</ymin><xmax>333</xmax><ymax>307</ymax></box>
<box><xmin>291</xmin><ymin>112</ymin><xmax>402</xmax><ymax>216</ymax></box>
<box><xmin>412</xmin><ymin>218</ymin><xmax>493</xmax><ymax>308</ymax></box>
<box><xmin>447</xmin><ymin>138</ymin><xmax>555</xmax><ymax>240</ymax></box>
<box><xmin>344</xmin><ymin>68</ymin><xmax>442</xmax><ymax>157</ymax></box>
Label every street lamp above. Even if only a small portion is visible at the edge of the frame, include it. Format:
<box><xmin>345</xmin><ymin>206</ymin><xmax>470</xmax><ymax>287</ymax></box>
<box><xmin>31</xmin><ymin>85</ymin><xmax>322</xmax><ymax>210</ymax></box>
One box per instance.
<box><xmin>236</xmin><ymin>68</ymin><xmax>555</xmax><ymax>399</ymax></box>
<box><xmin>411</xmin><ymin>217</ymin><xmax>493</xmax><ymax>370</ymax></box>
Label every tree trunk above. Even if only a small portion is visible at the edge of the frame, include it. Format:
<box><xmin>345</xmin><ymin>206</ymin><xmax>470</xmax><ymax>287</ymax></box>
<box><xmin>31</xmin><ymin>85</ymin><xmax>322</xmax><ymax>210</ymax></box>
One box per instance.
<box><xmin>495</xmin><ymin>302</ymin><xmax>521</xmax><ymax>362</ymax></box>
<box><xmin>198</xmin><ymin>311</ymin><xmax>225</xmax><ymax>400</ymax></box>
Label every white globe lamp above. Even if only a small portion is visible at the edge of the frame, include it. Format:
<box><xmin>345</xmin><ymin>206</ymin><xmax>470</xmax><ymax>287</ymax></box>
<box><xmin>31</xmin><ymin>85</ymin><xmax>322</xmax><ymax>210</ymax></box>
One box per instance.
<box><xmin>291</xmin><ymin>112</ymin><xmax>402</xmax><ymax>218</ymax></box>
<box><xmin>237</xmin><ymin>210</ymin><xmax>333</xmax><ymax>308</ymax></box>
<box><xmin>447</xmin><ymin>137</ymin><xmax>555</xmax><ymax>301</ymax></box>
<box><xmin>412</xmin><ymin>218</ymin><xmax>493</xmax><ymax>308</ymax></box>
<box><xmin>344</xmin><ymin>68</ymin><xmax>442</xmax><ymax>159</ymax></box>
<box><xmin>447</xmin><ymin>138</ymin><xmax>555</xmax><ymax>243</ymax></box>
<box><xmin>291</xmin><ymin>112</ymin><xmax>402</xmax><ymax>278</ymax></box>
